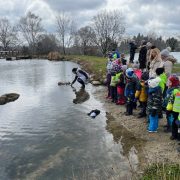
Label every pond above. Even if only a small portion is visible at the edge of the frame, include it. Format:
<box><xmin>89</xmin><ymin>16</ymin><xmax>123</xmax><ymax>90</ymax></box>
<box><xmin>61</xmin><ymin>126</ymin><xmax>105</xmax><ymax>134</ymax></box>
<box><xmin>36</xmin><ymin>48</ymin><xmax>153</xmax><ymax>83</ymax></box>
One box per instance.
<box><xmin>0</xmin><ymin>59</ymin><xmax>139</xmax><ymax>179</ymax></box>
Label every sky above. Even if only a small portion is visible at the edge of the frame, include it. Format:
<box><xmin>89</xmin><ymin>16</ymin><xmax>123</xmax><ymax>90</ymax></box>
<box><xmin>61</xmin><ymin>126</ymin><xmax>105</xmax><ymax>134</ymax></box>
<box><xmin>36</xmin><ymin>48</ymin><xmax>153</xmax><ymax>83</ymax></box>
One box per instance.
<box><xmin>0</xmin><ymin>0</ymin><xmax>180</xmax><ymax>38</ymax></box>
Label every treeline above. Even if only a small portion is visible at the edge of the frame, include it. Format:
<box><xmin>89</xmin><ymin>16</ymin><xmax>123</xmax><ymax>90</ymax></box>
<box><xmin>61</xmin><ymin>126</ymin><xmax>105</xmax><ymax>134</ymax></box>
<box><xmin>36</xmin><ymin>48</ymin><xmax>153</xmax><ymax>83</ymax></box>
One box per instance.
<box><xmin>0</xmin><ymin>10</ymin><xmax>179</xmax><ymax>57</ymax></box>
<box><xmin>120</xmin><ymin>33</ymin><xmax>180</xmax><ymax>54</ymax></box>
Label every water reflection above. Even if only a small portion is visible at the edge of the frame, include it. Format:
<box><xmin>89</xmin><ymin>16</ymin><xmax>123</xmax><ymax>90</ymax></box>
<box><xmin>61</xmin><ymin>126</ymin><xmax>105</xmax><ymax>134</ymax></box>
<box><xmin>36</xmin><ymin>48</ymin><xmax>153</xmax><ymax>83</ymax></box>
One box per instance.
<box><xmin>0</xmin><ymin>60</ymin><xmax>140</xmax><ymax>179</ymax></box>
<box><xmin>72</xmin><ymin>87</ymin><xmax>90</xmax><ymax>104</ymax></box>
<box><xmin>106</xmin><ymin>112</ymin><xmax>145</xmax><ymax>154</ymax></box>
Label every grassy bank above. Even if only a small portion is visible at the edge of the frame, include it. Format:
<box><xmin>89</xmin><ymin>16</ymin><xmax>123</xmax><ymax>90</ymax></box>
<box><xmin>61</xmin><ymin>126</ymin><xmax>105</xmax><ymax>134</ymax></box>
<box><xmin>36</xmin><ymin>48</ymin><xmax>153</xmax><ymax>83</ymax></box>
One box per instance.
<box><xmin>172</xmin><ymin>63</ymin><xmax>180</xmax><ymax>73</ymax></box>
<box><xmin>62</xmin><ymin>55</ymin><xmax>180</xmax><ymax>78</ymax></box>
<box><xmin>141</xmin><ymin>164</ymin><xmax>180</xmax><ymax>179</ymax></box>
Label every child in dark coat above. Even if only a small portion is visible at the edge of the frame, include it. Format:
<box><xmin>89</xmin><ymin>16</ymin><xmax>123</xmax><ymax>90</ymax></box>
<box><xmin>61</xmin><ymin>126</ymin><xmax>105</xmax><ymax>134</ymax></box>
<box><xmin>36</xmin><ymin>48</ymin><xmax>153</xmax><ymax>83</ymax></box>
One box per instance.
<box><xmin>124</xmin><ymin>68</ymin><xmax>141</xmax><ymax>115</ymax></box>
<box><xmin>147</xmin><ymin>77</ymin><xmax>162</xmax><ymax>132</ymax></box>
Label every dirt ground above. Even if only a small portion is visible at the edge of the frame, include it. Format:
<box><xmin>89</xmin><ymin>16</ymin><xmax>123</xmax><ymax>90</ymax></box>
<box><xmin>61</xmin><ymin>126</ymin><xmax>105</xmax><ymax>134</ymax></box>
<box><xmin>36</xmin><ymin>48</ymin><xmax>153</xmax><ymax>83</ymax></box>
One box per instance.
<box><xmin>93</xmin><ymin>86</ymin><xmax>180</xmax><ymax>171</ymax></box>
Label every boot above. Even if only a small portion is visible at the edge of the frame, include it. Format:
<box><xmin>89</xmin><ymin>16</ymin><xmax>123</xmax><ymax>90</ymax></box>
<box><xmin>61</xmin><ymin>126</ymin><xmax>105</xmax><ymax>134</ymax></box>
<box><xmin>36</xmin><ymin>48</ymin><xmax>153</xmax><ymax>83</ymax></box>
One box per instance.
<box><xmin>138</xmin><ymin>113</ymin><xmax>146</xmax><ymax>118</ymax></box>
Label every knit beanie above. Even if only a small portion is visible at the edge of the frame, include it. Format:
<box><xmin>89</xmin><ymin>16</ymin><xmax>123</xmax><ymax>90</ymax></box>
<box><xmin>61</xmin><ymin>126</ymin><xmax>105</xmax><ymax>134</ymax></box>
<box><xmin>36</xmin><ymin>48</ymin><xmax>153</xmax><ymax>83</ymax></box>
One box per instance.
<box><xmin>148</xmin><ymin>77</ymin><xmax>161</xmax><ymax>88</ymax></box>
<box><xmin>160</xmin><ymin>49</ymin><xmax>170</xmax><ymax>57</ymax></box>
<box><xmin>126</xmin><ymin>68</ymin><xmax>134</xmax><ymax>78</ymax></box>
<box><xmin>121</xmin><ymin>65</ymin><xmax>127</xmax><ymax>71</ymax></box>
<box><xmin>132</xmin><ymin>62</ymin><xmax>139</xmax><ymax>69</ymax></box>
<box><xmin>166</xmin><ymin>46</ymin><xmax>171</xmax><ymax>52</ymax></box>
<box><xmin>168</xmin><ymin>75</ymin><xmax>180</xmax><ymax>87</ymax></box>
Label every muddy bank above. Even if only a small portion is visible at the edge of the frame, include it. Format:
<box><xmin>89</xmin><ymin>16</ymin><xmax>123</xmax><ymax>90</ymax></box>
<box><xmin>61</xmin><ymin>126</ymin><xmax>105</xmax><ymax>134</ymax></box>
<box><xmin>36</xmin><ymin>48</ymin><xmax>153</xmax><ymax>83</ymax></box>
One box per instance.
<box><xmin>93</xmin><ymin>87</ymin><xmax>180</xmax><ymax>171</ymax></box>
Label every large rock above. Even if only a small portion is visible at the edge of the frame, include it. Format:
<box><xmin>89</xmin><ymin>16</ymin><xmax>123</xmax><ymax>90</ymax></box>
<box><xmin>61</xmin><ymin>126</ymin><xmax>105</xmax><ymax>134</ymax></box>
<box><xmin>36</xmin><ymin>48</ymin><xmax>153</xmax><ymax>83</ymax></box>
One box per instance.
<box><xmin>0</xmin><ymin>93</ymin><xmax>20</xmax><ymax>105</ymax></box>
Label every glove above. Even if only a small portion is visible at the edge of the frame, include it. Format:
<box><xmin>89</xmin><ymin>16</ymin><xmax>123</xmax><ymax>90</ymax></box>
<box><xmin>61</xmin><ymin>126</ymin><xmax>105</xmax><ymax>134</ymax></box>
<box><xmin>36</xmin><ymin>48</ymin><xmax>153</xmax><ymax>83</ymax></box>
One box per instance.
<box><xmin>151</xmin><ymin>109</ymin><xmax>157</xmax><ymax>117</ymax></box>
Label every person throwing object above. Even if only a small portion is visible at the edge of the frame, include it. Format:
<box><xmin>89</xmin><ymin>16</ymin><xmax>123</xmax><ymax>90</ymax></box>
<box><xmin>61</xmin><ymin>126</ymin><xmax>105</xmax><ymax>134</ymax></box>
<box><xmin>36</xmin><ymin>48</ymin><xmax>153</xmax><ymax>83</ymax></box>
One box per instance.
<box><xmin>71</xmin><ymin>68</ymin><xmax>89</xmax><ymax>89</ymax></box>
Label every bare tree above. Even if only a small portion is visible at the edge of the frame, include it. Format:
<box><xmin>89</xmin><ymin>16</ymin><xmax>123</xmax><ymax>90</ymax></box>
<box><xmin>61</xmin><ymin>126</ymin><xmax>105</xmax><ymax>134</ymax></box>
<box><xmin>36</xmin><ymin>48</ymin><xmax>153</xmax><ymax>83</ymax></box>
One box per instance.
<box><xmin>75</xmin><ymin>26</ymin><xmax>95</xmax><ymax>55</ymax></box>
<box><xmin>18</xmin><ymin>11</ymin><xmax>43</xmax><ymax>54</ymax></box>
<box><xmin>91</xmin><ymin>10</ymin><xmax>125</xmax><ymax>56</ymax></box>
<box><xmin>56</xmin><ymin>12</ymin><xmax>76</xmax><ymax>55</ymax></box>
<box><xmin>0</xmin><ymin>18</ymin><xmax>17</xmax><ymax>50</ymax></box>
<box><xmin>36</xmin><ymin>33</ymin><xmax>58</xmax><ymax>55</ymax></box>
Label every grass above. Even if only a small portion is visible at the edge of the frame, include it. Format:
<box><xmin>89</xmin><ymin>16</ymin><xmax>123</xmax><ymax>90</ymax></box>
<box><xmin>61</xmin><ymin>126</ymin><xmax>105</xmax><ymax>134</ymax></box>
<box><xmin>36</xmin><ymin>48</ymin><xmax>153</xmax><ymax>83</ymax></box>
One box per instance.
<box><xmin>141</xmin><ymin>163</ymin><xmax>180</xmax><ymax>180</ymax></box>
<box><xmin>172</xmin><ymin>63</ymin><xmax>180</xmax><ymax>73</ymax></box>
<box><xmin>63</xmin><ymin>55</ymin><xmax>180</xmax><ymax>78</ymax></box>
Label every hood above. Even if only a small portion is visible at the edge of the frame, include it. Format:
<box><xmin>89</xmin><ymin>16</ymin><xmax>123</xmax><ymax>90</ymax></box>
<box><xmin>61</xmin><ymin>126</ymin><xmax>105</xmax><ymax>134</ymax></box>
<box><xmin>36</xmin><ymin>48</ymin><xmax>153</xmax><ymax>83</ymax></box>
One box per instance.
<box><xmin>165</xmin><ymin>55</ymin><xmax>177</xmax><ymax>64</ymax></box>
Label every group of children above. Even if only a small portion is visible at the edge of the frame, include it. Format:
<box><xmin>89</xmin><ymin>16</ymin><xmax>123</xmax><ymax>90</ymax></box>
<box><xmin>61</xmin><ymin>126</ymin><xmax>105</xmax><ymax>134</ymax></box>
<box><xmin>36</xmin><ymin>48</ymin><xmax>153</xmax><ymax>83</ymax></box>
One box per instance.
<box><xmin>106</xmin><ymin>52</ymin><xmax>180</xmax><ymax>142</ymax></box>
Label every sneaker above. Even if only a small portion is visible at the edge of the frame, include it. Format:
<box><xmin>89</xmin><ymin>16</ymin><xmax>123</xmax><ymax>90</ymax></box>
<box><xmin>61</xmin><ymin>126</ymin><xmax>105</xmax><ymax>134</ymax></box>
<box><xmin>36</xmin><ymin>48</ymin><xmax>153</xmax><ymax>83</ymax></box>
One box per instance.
<box><xmin>125</xmin><ymin>112</ymin><xmax>132</xmax><ymax>116</ymax></box>
<box><xmin>148</xmin><ymin>130</ymin><xmax>157</xmax><ymax>133</ymax></box>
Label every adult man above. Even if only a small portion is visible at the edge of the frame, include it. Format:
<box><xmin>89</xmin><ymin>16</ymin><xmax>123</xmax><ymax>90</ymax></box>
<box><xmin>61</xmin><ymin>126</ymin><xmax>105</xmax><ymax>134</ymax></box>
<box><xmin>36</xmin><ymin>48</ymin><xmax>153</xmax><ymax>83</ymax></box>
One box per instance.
<box><xmin>129</xmin><ymin>40</ymin><xmax>137</xmax><ymax>63</ymax></box>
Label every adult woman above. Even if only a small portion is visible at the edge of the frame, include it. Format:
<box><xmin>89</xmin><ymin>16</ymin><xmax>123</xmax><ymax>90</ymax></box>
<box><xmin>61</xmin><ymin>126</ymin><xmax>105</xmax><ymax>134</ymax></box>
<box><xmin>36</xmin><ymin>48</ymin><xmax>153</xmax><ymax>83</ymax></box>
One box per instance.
<box><xmin>161</xmin><ymin>49</ymin><xmax>177</xmax><ymax>77</ymax></box>
<box><xmin>149</xmin><ymin>48</ymin><xmax>163</xmax><ymax>78</ymax></box>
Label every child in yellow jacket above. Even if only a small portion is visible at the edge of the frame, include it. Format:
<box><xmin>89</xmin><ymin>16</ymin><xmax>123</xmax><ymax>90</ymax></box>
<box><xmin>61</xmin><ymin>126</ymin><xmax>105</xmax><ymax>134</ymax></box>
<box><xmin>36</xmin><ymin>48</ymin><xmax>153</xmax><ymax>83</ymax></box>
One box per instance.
<box><xmin>135</xmin><ymin>72</ymin><xmax>149</xmax><ymax>118</ymax></box>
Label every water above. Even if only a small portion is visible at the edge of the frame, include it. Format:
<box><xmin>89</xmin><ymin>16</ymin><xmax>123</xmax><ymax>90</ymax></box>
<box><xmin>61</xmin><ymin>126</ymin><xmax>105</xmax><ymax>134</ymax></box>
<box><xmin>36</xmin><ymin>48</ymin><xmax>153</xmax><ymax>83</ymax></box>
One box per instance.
<box><xmin>0</xmin><ymin>59</ymin><xmax>139</xmax><ymax>179</ymax></box>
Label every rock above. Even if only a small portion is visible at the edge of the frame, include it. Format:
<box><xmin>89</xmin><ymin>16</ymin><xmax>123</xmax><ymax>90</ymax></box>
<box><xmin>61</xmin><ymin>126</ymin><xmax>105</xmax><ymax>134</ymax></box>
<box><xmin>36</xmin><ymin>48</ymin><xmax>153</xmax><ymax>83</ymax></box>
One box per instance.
<box><xmin>58</xmin><ymin>81</ymin><xmax>71</xmax><ymax>86</ymax></box>
<box><xmin>0</xmin><ymin>93</ymin><xmax>20</xmax><ymax>105</ymax></box>
<box><xmin>91</xmin><ymin>81</ymin><xmax>102</xmax><ymax>86</ymax></box>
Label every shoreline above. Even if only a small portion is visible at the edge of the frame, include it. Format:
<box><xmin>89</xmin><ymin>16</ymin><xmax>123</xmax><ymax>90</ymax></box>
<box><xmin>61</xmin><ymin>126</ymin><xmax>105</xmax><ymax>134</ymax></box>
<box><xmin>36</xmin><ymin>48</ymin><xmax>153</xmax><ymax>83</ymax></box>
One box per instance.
<box><xmin>92</xmin><ymin>86</ymin><xmax>180</xmax><ymax>172</ymax></box>
<box><xmin>50</xmin><ymin>56</ymin><xmax>180</xmax><ymax>171</ymax></box>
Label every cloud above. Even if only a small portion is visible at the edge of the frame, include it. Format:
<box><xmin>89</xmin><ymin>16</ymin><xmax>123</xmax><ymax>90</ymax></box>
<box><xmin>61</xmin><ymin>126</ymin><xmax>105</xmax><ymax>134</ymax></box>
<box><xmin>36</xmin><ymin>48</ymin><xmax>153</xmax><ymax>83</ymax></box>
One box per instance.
<box><xmin>0</xmin><ymin>0</ymin><xmax>179</xmax><ymax>37</ymax></box>
<box><xmin>105</xmin><ymin>0</ymin><xmax>180</xmax><ymax>36</ymax></box>
<box><xmin>42</xmin><ymin>0</ymin><xmax>107</xmax><ymax>12</ymax></box>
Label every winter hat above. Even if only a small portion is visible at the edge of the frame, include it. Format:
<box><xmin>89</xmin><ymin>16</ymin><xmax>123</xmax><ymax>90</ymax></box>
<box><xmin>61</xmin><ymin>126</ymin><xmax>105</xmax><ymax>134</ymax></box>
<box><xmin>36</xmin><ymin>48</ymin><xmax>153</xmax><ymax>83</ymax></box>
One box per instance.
<box><xmin>168</xmin><ymin>75</ymin><xmax>180</xmax><ymax>87</ymax></box>
<box><xmin>132</xmin><ymin>62</ymin><xmax>139</xmax><ymax>69</ymax></box>
<box><xmin>160</xmin><ymin>49</ymin><xmax>170</xmax><ymax>57</ymax></box>
<box><xmin>156</xmin><ymin>67</ymin><xmax>165</xmax><ymax>76</ymax></box>
<box><xmin>166</xmin><ymin>46</ymin><xmax>171</xmax><ymax>52</ymax></box>
<box><xmin>126</xmin><ymin>68</ymin><xmax>134</xmax><ymax>78</ymax></box>
<box><xmin>141</xmin><ymin>71</ymin><xmax>149</xmax><ymax>81</ymax></box>
<box><xmin>146</xmin><ymin>42</ymin><xmax>152</xmax><ymax>48</ymax></box>
<box><xmin>148</xmin><ymin>77</ymin><xmax>161</xmax><ymax>88</ymax></box>
<box><xmin>121</xmin><ymin>65</ymin><xmax>127</xmax><ymax>71</ymax></box>
<box><xmin>111</xmin><ymin>62</ymin><xmax>121</xmax><ymax>73</ymax></box>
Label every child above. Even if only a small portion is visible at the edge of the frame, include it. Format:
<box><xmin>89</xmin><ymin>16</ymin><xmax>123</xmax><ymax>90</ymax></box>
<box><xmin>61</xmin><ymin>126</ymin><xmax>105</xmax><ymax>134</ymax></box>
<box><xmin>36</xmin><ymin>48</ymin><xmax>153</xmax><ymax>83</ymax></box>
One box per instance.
<box><xmin>106</xmin><ymin>56</ymin><xmax>113</xmax><ymax>98</ymax></box>
<box><xmin>167</xmin><ymin>82</ymin><xmax>180</xmax><ymax>140</ymax></box>
<box><xmin>132</xmin><ymin>61</ymin><xmax>142</xmax><ymax>80</ymax></box>
<box><xmin>124</xmin><ymin>68</ymin><xmax>141</xmax><ymax>116</ymax></box>
<box><xmin>155</xmin><ymin>67</ymin><xmax>167</xmax><ymax>95</ymax></box>
<box><xmin>71</xmin><ymin>68</ymin><xmax>89</xmax><ymax>89</ymax></box>
<box><xmin>163</xmin><ymin>75</ymin><xmax>179</xmax><ymax>132</ymax></box>
<box><xmin>147</xmin><ymin>77</ymin><xmax>162</xmax><ymax>132</ymax></box>
<box><xmin>135</xmin><ymin>71</ymin><xmax>149</xmax><ymax>118</ymax></box>
<box><xmin>116</xmin><ymin>65</ymin><xmax>127</xmax><ymax>105</ymax></box>
<box><xmin>120</xmin><ymin>53</ymin><xmax>127</xmax><ymax>65</ymax></box>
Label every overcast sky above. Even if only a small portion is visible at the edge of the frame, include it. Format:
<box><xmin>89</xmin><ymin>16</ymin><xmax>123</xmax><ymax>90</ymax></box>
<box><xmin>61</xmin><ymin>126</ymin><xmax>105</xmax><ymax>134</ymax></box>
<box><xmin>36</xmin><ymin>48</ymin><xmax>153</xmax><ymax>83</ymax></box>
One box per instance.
<box><xmin>0</xmin><ymin>0</ymin><xmax>180</xmax><ymax>37</ymax></box>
